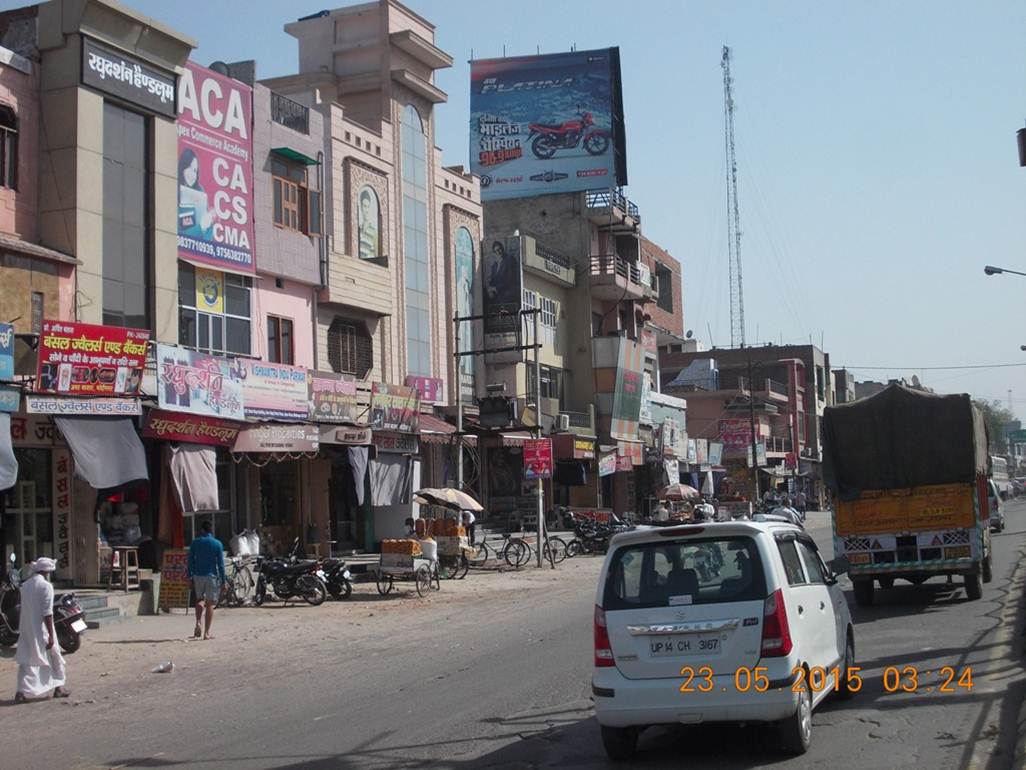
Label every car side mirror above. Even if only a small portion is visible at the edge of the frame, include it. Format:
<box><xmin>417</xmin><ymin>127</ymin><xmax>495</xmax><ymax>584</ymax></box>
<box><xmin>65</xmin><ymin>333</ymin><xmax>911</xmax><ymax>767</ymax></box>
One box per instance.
<box><xmin>824</xmin><ymin>572</ymin><xmax>839</xmax><ymax>586</ymax></box>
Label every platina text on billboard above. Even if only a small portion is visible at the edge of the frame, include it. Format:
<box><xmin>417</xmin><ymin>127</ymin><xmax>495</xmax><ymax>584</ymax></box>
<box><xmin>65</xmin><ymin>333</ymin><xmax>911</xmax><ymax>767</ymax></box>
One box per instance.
<box><xmin>470</xmin><ymin>48</ymin><xmax>627</xmax><ymax>201</ymax></box>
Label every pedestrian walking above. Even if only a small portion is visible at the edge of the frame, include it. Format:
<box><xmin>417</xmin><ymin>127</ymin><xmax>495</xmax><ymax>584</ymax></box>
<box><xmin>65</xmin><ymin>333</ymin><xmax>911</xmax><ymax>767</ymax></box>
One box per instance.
<box><xmin>188</xmin><ymin>521</ymin><xmax>226</xmax><ymax>640</ymax></box>
<box><xmin>462</xmin><ymin>509</ymin><xmax>476</xmax><ymax>545</ymax></box>
<box><xmin>14</xmin><ymin>557</ymin><xmax>69</xmax><ymax>703</ymax></box>
<box><xmin>796</xmin><ymin>490</ymin><xmax>807</xmax><ymax>515</ymax></box>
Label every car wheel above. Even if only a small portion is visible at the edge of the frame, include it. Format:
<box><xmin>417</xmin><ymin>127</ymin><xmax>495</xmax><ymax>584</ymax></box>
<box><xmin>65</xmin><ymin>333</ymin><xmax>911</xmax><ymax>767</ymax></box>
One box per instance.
<box><xmin>853</xmin><ymin>579</ymin><xmax>874</xmax><ymax>607</ymax></box>
<box><xmin>838</xmin><ymin>632</ymin><xmax>857</xmax><ymax>700</ymax></box>
<box><xmin>600</xmin><ymin>725</ymin><xmax>639</xmax><ymax>761</ymax></box>
<box><xmin>779</xmin><ymin>675</ymin><xmax>813</xmax><ymax>755</ymax></box>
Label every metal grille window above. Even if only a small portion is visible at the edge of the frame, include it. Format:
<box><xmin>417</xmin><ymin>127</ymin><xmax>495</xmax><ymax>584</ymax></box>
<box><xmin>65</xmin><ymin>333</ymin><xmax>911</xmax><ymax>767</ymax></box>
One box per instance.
<box><xmin>0</xmin><ymin>105</ymin><xmax>16</xmax><ymax>190</ymax></box>
<box><xmin>327</xmin><ymin>317</ymin><xmax>372</xmax><ymax>378</ymax></box>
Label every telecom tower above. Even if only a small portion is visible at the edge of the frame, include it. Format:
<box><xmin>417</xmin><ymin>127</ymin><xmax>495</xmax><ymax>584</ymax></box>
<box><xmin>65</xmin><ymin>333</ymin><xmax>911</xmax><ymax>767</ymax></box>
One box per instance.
<box><xmin>722</xmin><ymin>46</ymin><xmax>746</xmax><ymax>348</ymax></box>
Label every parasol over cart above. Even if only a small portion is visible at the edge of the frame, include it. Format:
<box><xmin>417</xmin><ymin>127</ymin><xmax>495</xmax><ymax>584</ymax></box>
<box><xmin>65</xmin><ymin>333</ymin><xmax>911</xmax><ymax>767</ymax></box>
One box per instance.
<box><xmin>412</xmin><ymin>487</ymin><xmax>480</xmax><ymax>579</ymax></box>
<box><xmin>657</xmin><ymin>483</ymin><xmax>702</xmax><ymax>501</ymax></box>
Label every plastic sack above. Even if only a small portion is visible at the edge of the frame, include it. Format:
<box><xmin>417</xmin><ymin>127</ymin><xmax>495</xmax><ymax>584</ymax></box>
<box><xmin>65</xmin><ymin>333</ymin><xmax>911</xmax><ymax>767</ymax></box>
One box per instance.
<box><xmin>245</xmin><ymin>530</ymin><xmax>261</xmax><ymax>556</ymax></box>
<box><xmin>231</xmin><ymin>532</ymin><xmax>251</xmax><ymax>557</ymax></box>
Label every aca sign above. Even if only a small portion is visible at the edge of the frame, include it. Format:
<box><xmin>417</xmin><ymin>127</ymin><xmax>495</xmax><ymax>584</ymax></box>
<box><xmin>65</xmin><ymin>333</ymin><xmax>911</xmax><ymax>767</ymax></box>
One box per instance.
<box><xmin>177</xmin><ymin>62</ymin><xmax>255</xmax><ymax>273</ymax></box>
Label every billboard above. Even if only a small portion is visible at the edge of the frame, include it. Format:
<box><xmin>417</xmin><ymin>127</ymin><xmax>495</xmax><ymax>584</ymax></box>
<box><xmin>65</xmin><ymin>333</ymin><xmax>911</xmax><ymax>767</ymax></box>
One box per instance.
<box><xmin>470</xmin><ymin>47</ymin><xmax>627</xmax><ymax>200</ymax></box>
<box><xmin>177</xmin><ymin>62</ymin><xmax>255</xmax><ymax>274</ymax></box>
<box><xmin>610</xmin><ymin>338</ymin><xmax>645</xmax><ymax>441</ymax></box>
<box><xmin>36</xmin><ymin>321</ymin><xmax>149</xmax><ymax>396</ymax></box>
<box><xmin>523</xmin><ymin>438</ymin><xmax>553</xmax><ymax>480</ymax></box>
<box><xmin>370</xmin><ymin>383</ymin><xmax>420</xmax><ymax>433</ymax></box>
<box><xmin>156</xmin><ymin>343</ymin><xmax>245</xmax><ymax>420</ymax></box>
<box><xmin>482</xmin><ymin>235</ymin><xmax>523</xmax><ymax>364</ymax></box>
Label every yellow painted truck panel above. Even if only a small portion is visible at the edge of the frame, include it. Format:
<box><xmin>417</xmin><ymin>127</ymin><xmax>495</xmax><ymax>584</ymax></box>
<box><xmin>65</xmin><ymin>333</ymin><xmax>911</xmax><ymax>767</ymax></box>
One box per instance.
<box><xmin>835</xmin><ymin>484</ymin><xmax>976</xmax><ymax>536</ymax></box>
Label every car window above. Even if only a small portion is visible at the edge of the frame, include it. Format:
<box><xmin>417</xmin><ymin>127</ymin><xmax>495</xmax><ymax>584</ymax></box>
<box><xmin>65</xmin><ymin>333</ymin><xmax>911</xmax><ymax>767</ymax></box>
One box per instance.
<box><xmin>603</xmin><ymin>536</ymin><xmax>767</xmax><ymax>610</ymax></box>
<box><xmin>796</xmin><ymin>541</ymin><xmax>826</xmax><ymax>584</ymax></box>
<box><xmin>777</xmin><ymin>540</ymin><xmax>807</xmax><ymax>586</ymax></box>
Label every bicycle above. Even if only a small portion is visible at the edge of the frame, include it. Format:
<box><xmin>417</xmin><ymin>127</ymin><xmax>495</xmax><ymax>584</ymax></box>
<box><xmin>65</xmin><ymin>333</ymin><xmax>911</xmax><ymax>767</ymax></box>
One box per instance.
<box><xmin>470</xmin><ymin>531</ymin><xmax>530</xmax><ymax>569</ymax></box>
<box><xmin>219</xmin><ymin>556</ymin><xmax>257</xmax><ymax>607</ymax></box>
<box><xmin>519</xmin><ymin>533</ymin><xmax>569</xmax><ymax>567</ymax></box>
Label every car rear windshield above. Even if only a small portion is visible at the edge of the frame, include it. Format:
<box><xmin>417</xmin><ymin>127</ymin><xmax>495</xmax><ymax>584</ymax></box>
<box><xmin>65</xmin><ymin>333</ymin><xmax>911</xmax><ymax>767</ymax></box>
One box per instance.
<box><xmin>602</xmin><ymin>536</ymin><xmax>767</xmax><ymax>610</ymax></box>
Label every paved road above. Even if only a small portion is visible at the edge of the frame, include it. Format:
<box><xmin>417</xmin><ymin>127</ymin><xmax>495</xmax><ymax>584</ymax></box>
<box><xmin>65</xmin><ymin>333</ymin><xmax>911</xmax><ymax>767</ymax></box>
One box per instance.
<box><xmin>1</xmin><ymin>506</ymin><xmax>1024</xmax><ymax>769</ymax></box>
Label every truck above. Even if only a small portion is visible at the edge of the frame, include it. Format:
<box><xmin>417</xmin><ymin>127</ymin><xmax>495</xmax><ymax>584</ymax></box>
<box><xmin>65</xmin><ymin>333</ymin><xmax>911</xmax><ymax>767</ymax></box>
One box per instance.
<box><xmin>823</xmin><ymin>384</ymin><xmax>992</xmax><ymax>607</ymax></box>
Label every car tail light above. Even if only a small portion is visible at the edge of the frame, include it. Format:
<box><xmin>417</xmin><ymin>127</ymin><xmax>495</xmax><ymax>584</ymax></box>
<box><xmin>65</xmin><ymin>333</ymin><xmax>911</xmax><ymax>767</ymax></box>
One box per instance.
<box><xmin>594</xmin><ymin>605</ymin><xmax>615</xmax><ymax>667</ymax></box>
<box><xmin>761</xmin><ymin>589</ymin><xmax>792</xmax><ymax>657</ymax></box>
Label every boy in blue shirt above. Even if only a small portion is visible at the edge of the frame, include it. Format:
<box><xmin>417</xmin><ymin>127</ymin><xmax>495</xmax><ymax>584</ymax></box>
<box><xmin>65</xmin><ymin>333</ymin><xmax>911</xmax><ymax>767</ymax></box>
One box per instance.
<box><xmin>187</xmin><ymin>521</ymin><xmax>226</xmax><ymax>640</ymax></box>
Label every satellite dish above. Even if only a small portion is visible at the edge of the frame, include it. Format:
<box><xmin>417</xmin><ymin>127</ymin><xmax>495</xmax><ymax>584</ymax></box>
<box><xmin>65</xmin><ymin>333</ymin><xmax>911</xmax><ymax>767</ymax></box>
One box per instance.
<box><xmin>686</xmin><ymin>330</ymin><xmax>694</xmax><ymax>339</ymax></box>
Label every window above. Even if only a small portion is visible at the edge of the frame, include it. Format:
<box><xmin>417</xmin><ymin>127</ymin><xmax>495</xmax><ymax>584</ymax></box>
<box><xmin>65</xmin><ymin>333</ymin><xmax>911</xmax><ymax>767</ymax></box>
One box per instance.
<box><xmin>796</xmin><ymin>541</ymin><xmax>826</xmax><ymax>584</ymax></box>
<box><xmin>656</xmin><ymin>263</ymin><xmax>674</xmax><ymax>313</ymax></box>
<box><xmin>272</xmin><ymin>157</ymin><xmax>320</xmax><ymax>235</ymax></box>
<box><xmin>522</xmin><ymin>289</ymin><xmax>558</xmax><ymax>347</ymax></box>
<box><xmin>102</xmin><ymin>103</ymin><xmax>149</xmax><ymax>329</ymax></box>
<box><xmin>401</xmin><ymin>104</ymin><xmax>431</xmax><ymax>376</ymax></box>
<box><xmin>177</xmin><ymin>263</ymin><xmax>252</xmax><ymax>355</ymax></box>
<box><xmin>527</xmin><ymin>364</ymin><xmax>564</xmax><ymax>406</ymax></box>
<box><xmin>777</xmin><ymin>540</ymin><xmax>807</xmax><ymax>586</ymax></box>
<box><xmin>328</xmin><ymin>316</ymin><xmax>372</xmax><ymax>378</ymax></box>
<box><xmin>267</xmin><ymin>316</ymin><xmax>294</xmax><ymax>364</ymax></box>
<box><xmin>0</xmin><ymin>105</ymin><xmax>17</xmax><ymax>189</ymax></box>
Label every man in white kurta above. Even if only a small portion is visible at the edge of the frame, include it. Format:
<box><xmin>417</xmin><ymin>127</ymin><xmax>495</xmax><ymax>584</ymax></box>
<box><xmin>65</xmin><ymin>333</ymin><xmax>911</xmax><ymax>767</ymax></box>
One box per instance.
<box><xmin>14</xmin><ymin>557</ymin><xmax>68</xmax><ymax>702</ymax></box>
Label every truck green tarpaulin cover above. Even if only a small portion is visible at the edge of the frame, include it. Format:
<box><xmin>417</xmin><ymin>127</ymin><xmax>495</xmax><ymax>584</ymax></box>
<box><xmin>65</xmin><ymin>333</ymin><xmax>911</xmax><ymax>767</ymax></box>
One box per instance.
<box><xmin>822</xmin><ymin>384</ymin><xmax>989</xmax><ymax>501</ymax></box>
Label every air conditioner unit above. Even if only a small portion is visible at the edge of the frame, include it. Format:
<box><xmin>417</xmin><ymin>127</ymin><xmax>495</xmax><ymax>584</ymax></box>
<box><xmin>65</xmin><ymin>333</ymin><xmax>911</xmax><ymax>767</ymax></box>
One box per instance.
<box><xmin>557</xmin><ymin>413</ymin><xmax>570</xmax><ymax>432</ymax></box>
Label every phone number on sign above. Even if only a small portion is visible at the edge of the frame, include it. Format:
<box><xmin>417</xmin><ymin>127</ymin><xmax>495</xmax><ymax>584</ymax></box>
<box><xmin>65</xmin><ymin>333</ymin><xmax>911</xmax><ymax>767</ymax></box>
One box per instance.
<box><xmin>678</xmin><ymin>665</ymin><xmax>974</xmax><ymax>694</ymax></box>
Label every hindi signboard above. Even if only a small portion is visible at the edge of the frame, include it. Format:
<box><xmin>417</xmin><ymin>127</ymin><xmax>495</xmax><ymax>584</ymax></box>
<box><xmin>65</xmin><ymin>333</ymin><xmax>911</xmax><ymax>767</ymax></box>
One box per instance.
<box><xmin>81</xmin><ymin>37</ymin><xmax>176</xmax><ymax>118</ymax></box>
<box><xmin>308</xmin><ymin>371</ymin><xmax>358</xmax><ymax>424</ymax></box>
<box><xmin>156</xmin><ymin>344</ymin><xmax>245</xmax><ymax>420</ymax></box>
<box><xmin>25</xmin><ymin>395</ymin><xmax>141</xmax><ymax>416</ymax></box>
<box><xmin>36</xmin><ymin>320</ymin><xmax>149</xmax><ymax>396</ymax></box>
<box><xmin>158</xmin><ymin>549</ymin><xmax>192</xmax><ymax>610</ymax></box>
<box><xmin>52</xmin><ymin>448</ymin><xmax>72</xmax><ymax>581</ymax></box>
<box><xmin>0</xmin><ymin>322</ymin><xmax>17</xmax><ymax>413</ymax></box>
<box><xmin>598</xmin><ymin>451</ymin><xmax>617</xmax><ymax>477</ymax></box>
<box><xmin>142</xmin><ymin>409</ymin><xmax>241</xmax><ymax>447</ymax></box>
<box><xmin>370</xmin><ymin>383</ymin><xmax>420</xmax><ymax>433</ymax></box>
<box><xmin>523</xmin><ymin>438</ymin><xmax>553</xmax><ymax>480</ymax></box>
<box><xmin>232</xmin><ymin>423</ymin><xmax>319</xmax><ymax>453</ymax></box>
<box><xmin>239</xmin><ymin>360</ymin><xmax>309</xmax><ymax>421</ymax></box>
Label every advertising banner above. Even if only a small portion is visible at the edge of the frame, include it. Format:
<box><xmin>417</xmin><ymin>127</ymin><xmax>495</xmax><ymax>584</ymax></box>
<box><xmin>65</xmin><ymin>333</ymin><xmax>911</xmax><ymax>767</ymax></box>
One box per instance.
<box><xmin>687</xmin><ymin>439</ymin><xmax>697</xmax><ymax>465</ymax></box>
<box><xmin>482</xmin><ymin>235</ymin><xmax>523</xmax><ymax>364</ymax></box>
<box><xmin>405</xmin><ymin>375</ymin><xmax>443</xmax><ymax>404</ymax></box>
<box><xmin>719</xmin><ymin>418</ymin><xmax>754</xmax><ymax>452</ymax></box>
<box><xmin>36</xmin><ymin>320</ymin><xmax>149</xmax><ymax>396</ymax></box>
<box><xmin>195</xmin><ymin>267</ymin><xmax>224</xmax><ymax>314</ymax></box>
<box><xmin>232</xmin><ymin>423</ymin><xmax>319</xmax><ymax>453</ymax></box>
<box><xmin>142</xmin><ymin>409</ymin><xmax>241</xmax><ymax>447</ymax></box>
<box><xmin>709</xmin><ymin>441</ymin><xmax>724</xmax><ymax>467</ymax></box>
<box><xmin>610</xmin><ymin>338</ymin><xmax>645</xmax><ymax>441</ymax></box>
<box><xmin>177</xmin><ymin>61</ymin><xmax>255</xmax><ymax>274</ymax></box>
<box><xmin>239</xmin><ymin>360</ymin><xmax>309</xmax><ymax>421</ymax></box>
<box><xmin>372</xmin><ymin>432</ymin><xmax>420</xmax><ymax>454</ymax></box>
<box><xmin>156</xmin><ymin>343</ymin><xmax>245</xmax><ymax>420</ymax></box>
<box><xmin>455</xmin><ymin>227</ymin><xmax>476</xmax><ymax>398</ymax></box>
<box><xmin>0</xmin><ymin>321</ymin><xmax>16</xmax><ymax>413</ymax></box>
<box><xmin>25</xmin><ymin>395</ymin><xmax>141</xmax><ymax>416</ymax></box>
<box><xmin>319</xmin><ymin>425</ymin><xmax>372</xmax><ymax>446</ymax></box>
<box><xmin>308</xmin><ymin>371</ymin><xmax>358</xmax><ymax>424</ymax></box>
<box><xmin>470</xmin><ymin>48</ymin><xmax>626</xmax><ymax>200</ymax></box>
<box><xmin>81</xmin><ymin>37</ymin><xmax>176</xmax><ymax>118</ymax></box>
<box><xmin>158</xmin><ymin>549</ymin><xmax>191</xmax><ymax>611</ymax></box>
<box><xmin>370</xmin><ymin>383</ymin><xmax>420</xmax><ymax>433</ymax></box>
<box><xmin>747</xmin><ymin>441</ymin><xmax>768</xmax><ymax>468</ymax></box>
<box><xmin>695</xmin><ymin>439</ymin><xmax>708</xmax><ymax>466</ymax></box>
<box><xmin>598</xmin><ymin>452</ymin><xmax>617</xmax><ymax>477</ymax></box>
<box><xmin>52</xmin><ymin>448</ymin><xmax>72</xmax><ymax>581</ymax></box>
<box><xmin>523</xmin><ymin>438</ymin><xmax>553</xmax><ymax>480</ymax></box>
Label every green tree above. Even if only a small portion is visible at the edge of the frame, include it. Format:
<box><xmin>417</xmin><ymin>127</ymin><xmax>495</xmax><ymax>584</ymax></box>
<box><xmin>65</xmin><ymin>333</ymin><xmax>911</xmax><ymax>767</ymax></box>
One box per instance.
<box><xmin>973</xmin><ymin>398</ymin><xmax>1016</xmax><ymax>452</ymax></box>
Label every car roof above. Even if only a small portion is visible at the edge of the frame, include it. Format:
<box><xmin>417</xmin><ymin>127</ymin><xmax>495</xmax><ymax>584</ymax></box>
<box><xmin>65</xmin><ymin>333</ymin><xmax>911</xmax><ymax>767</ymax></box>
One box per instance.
<box><xmin>609</xmin><ymin>520</ymin><xmax>802</xmax><ymax>548</ymax></box>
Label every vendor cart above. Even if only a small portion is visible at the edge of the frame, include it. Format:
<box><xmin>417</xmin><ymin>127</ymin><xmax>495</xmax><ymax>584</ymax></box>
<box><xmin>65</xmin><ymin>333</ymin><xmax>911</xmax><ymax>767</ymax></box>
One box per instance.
<box><xmin>376</xmin><ymin>554</ymin><xmax>440</xmax><ymax>597</ymax></box>
<box><xmin>436</xmin><ymin>536</ymin><xmax>474</xmax><ymax>580</ymax></box>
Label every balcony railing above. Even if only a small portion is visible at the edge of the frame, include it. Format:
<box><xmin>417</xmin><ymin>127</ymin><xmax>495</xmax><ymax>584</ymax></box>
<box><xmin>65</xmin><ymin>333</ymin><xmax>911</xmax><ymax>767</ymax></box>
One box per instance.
<box><xmin>271</xmin><ymin>92</ymin><xmax>310</xmax><ymax>135</ymax></box>
<box><xmin>765</xmin><ymin>378</ymin><xmax>789</xmax><ymax>397</ymax></box>
<box><xmin>590</xmin><ymin>253</ymin><xmax>641</xmax><ymax>284</ymax></box>
<box><xmin>585</xmin><ymin>187</ymin><xmax>640</xmax><ymax>222</ymax></box>
<box><xmin>560</xmin><ymin>405</ymin><xmax>596</xmax><ymax>436</ymax></box>
<box><xmin>765</xmin><ymin>436</ymin><xmax>793</xmax><ymax>453</ymax></box>
<box><xmin>534</xmin><ymin>242</ymin><xmax>573</xmax><ymax>270</ymax></box>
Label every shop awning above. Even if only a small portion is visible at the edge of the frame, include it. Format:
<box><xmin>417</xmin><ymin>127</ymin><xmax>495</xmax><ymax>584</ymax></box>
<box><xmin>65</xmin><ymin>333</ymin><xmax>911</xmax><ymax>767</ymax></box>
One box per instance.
<box><xmin>54</xmin><ymin>416</ymin><xmax>148</xmax><ymax>489</ymax></box>
<box><xmin>501</xmin><ymin>431</ymin><xmax>533</xmax><ymax>447</ymax></box>
<box><xmin>169</xmin><ymin>443</ymin><xmax>218</xmax><ymax>512</ymax></box>
<box><xmin>271</xmin><ymin>147</ymin><xmax>319</xmax><ymax>166</ymax></box>
<box><xmin>419</xmin><ymin>413</ymin><xmax>457</xmax><ymax>444</ymax></box>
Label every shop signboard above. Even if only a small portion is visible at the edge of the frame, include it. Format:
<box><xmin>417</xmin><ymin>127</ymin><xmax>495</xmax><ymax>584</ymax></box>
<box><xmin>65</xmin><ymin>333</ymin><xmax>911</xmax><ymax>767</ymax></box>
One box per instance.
<box><xmin>553</xmin><ymin>434</ymin><xmax>595</xmax><ymax>460</ymax></box>
<box><xmin>308</xmin><ymin>371</ymin><xmax>358</xmax><ymax>423</ymax></box>
<box><xmin>81</xmin><ymin>37</ymin><xmax>176</xmax><ymax>118</ymax></box>
<box><xmin>523</xmin><ymin>438</ymin><xmax>553</xmax><ymax>480</ymax></box>
<box><xmin>370</xmin><ymin>383</ymin><xmax>420</xmax><ymax>433</ymax></box>
<box><xmin>405</xmin><ymin>375</ymin><xmax>443</xmax><ymax>404</ymax></box>
<box><xmin>10</xmin><ymin>414</ymin><xmax>58</xmax><ymax>447</ymax></box>
<box><xmin>142</xmin><ymin>409</ymin><xmax>241</xmax><ymax>447</ymax></box>
<box><xmin>232</xmin><ymin>423</ymin><xmax>319</xmax><ymax>453</ymax></box>
<box><xmin>482</xmin><ymin>235</ymin><xmax>523</xmax><ymax>364</ymax></box>
<box><xmin>158</xmin><ymin>549</ymin><xmax>191</xmax><ymax>611</ymax></box>
<box><xmin>695</xmin><ymin>439</ymin><xmax>709</xmax><ymax>466</ymax></box>
<box><xmin>156</xmin><ymin>344</ymin><xmax>244</xmax><ymax>420</ymax></box>
<box><xmin>469</xmin><ymin>47</ymin><xmax>627</xmax><ymax>200</ymax></box>
<box><xmin>25</xmin><ymin>395</ymin><xmax>142</xmax><ymax>416</ymax></box>
<box><xmin>610</xmin><ymin>337</ymin><xmax>645</xmax><ymax>441</ymax></box>
<box><xmin>687</xmin><ymin>439</ymin><xmax>697</xmax><ymax>465</ymax></box>
<box><xmin>0</xmin><ymin>322</ymin><xmax>13</xmax><ymax>381</ymax></box>
<box><xmin>52</xmin><ymin>448</ymin><xmax>72</xmax><ymax>580</ymax></box>
<box><xmin>239</xmin><ymin>360</ymin><xmax>309</xmax><ymax>421</ymax></box>
<box><xmin>709</xmin><ymin>441</ymin><xmax>724</xmax><ymax>467</ymax></box>
<box><xmin>1009</xmin><ymin>429</ymin><xmax>1026</xmax><ymax>443</ymax></box>
<box><xmin>572</xmin><ymin>508</ymin><xmax>614</xmax><ymax>524</ymax></box>
<box><xmin>747</xmin><ymin>441</ymin><xmax>768</xmax><ymax>468</ymax></box>
<box><xmin>573</xmin><ymin>438</ymin><xmax>595</xmax><ymax>459</ymax></box>
<box><xmin>616</xmin><ymin>440</ymin><xmax>643</xmax><ymax>471</ymax></box>
<box><xmin>720</xmin><ymin>418</ymin><xmax>754</xmax><ymax>452</ymax></box>
<box><xmin>372</xmin><ymin>432</ymin><xmax>420</xmax><ymax>454</ymax></box>
<box><xmin>660</xmin><ymin>417</ymin><xmax>687</xmax><ymax>458</ymax></box>
<box><xmin>36</xmin><ymin>320</ymin><xmax>149</xmax><ymax>396</ymax></box>
<box><xmin>0</xmin><ymin>387</ymin><xmax>18</xmax><ymax>413</ymax></box>
<box><xmin>177</xmin><ymin>61</ymin><xmax>255</xmax><ymax>274</ymax></box>
<box><xmin>318</xmin><ymin>425</ymin><xmax>372</xmax><ymax>446</ymax></box>
<box><xmin>598</xmin><ymin>451</ymin><xmax>617</xmax><ymax>477</ymax></box>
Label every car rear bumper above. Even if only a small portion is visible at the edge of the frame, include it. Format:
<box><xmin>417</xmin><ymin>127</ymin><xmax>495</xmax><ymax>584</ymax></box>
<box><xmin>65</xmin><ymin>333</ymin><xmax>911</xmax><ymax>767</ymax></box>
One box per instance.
<box><xmin>592</xmin><ymin>667</ymin><xmax>799</xmax><ymax>728</ymax></box>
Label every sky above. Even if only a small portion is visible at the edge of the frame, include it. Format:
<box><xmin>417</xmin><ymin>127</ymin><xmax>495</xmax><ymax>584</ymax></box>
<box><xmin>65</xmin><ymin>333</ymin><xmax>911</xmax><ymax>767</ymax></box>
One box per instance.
<box><xmin>12</xmin><ymin>0</ymin><xmax>1026</xmax><ymax>417</ymax></box>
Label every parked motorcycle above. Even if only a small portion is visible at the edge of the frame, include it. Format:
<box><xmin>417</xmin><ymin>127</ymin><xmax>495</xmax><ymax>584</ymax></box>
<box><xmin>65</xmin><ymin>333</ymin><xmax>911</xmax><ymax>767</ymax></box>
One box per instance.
<box><xmin>528</xmin><ymin>110</ymin><xmax>610</xmax><ymax>160</ymax></box>
<box><xmin>254</xmin><ymin>539</ymin><xmax>327</xmax><ymax>606</ymax></box>
<box><xmin>0</xmin><ymin>554</ymin><xmax>87</xmax><ymax>653</ymax></box>
<box><xmin>321</xmin><ymin>557</ymin><xmax>353</xmax><ymax>600</ymax></box>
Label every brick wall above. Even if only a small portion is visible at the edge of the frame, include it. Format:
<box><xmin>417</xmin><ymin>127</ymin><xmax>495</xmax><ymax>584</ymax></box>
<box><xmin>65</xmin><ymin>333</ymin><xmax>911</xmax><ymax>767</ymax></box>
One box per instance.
<box><xmin>640</xmin><ymin>235</ymin><xmax>683</xmax><ymax>337</ymax></box>
<box><xmin>0</xmin><ymin>48</ymin><xmax>38</xmax><ymax>240</ymax></box>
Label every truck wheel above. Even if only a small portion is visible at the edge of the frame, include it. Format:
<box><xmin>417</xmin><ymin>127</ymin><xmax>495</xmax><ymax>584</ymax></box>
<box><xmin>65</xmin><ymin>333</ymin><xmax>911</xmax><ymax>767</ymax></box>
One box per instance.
<box><xmin>982</xmin><ymin>554</ymin><xmax>993</xmax><ymax>584</ymax></box>
<box><xmin>853</xmin><ymin>579</ymin><xmax>874</xmax><ymax>607</ymax></box>
<box><xmin>965</xmin><ymin>571</ymin><xmax>983</xmax><ymax>600</ymax></box>
<box><xmin>878</xmin><ymin>577</ymin><xmax>894</xmax><ymax>589</ymax></box>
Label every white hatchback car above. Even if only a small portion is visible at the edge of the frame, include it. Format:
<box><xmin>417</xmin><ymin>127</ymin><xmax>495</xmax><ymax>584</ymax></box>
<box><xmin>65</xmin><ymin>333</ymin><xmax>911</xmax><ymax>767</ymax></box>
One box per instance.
<box><xmin>593</xmin><ymin>521</ymin><xmax>855</xmax><ymax>760</ymax></box>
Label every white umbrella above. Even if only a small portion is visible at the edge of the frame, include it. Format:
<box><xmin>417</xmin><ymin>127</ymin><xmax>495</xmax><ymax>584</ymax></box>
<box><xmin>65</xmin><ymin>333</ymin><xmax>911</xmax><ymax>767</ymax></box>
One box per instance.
<box><xmin>413</xmin><ymin>487</ymin><xmax>484</xmax><ymax>512</ymax></box>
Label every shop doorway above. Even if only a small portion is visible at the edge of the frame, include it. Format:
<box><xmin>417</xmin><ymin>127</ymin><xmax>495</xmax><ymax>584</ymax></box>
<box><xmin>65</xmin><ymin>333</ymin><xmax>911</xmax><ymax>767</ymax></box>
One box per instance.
<box><xmin>2</xmin><ymin>449</ymin><xmax>53</xmax><ymax>567</ymax></box>
<box><xmin>329</xmin><ymin>453</ymin><xmax>363</xmax><ymax>553</ymax></box>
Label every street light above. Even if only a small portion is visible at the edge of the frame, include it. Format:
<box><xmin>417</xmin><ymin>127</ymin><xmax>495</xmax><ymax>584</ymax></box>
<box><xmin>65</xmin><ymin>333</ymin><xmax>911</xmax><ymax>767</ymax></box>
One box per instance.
<box><xmin>985</xmin><ymin>265</ymin><xmax>1026</xmax><ymax>277</ymax></box>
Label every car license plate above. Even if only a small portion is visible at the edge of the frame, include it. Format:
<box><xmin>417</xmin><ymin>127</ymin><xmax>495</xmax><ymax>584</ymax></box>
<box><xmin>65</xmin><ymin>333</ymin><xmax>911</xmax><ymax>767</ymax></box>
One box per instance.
<box><xmin>650</xmin><ymin>635</ymin><xmax>720</xmax><ymax>656</ymax></box>
<box><xmin>70</xmin><ymin>619</ymin><xmax>87</xmax><ymax>633</ymax></box>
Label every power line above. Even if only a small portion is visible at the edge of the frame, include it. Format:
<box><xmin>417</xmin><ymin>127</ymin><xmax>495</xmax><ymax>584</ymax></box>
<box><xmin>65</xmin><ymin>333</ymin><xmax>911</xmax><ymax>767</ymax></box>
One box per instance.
<box><xmin>844</xmin><ymin>363</ymin><xmax>1026</xmax><ymax>371</ymax></box>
